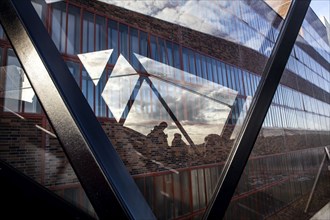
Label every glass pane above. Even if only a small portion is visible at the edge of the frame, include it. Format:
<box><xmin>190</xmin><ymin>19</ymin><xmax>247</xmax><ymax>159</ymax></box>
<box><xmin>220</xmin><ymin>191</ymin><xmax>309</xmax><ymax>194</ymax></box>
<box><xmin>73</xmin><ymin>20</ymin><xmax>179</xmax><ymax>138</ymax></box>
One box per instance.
<box><xmin>0</xmin><ymin>48</ymin><xmax>97</xmax><ymax>218</ymax></box>
<box><xmin>224</xmin><ymin>3</ymin><xmax>330</xmax><ymax>218</ymax></box>
<box><xmin>51</xmin><ymin>1</ymin><xmax>66</xmax><ymax>53</ymax></box>
<box><xmin>67</xmin><ymin>4</ymin><xmax>81</xmax><ymax>55</ymax></box>
<box><xmin>28</xmin><ymin>0</ymin><xmax>303</xmax><ymax>219</ymax></box>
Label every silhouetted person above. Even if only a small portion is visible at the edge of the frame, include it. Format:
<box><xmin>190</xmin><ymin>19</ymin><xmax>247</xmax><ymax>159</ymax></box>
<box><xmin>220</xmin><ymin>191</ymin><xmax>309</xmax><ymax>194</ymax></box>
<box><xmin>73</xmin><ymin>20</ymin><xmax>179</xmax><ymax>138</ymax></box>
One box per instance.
<box><xmin>147</xmin><ymin>121</ymin><xmax>169</xmax><ymax>161</ymax></box>
<box><xmin>171</xmin><ymin>133</ymin><xmax>186</xmax><ymax>148</ymax></box>
<box><xmin>147</xmin><ymin>121</ymin><xmax>168</xmax><ymax>146</ymax></box>
<box><xmin>171</xmin><ymin>133</ymin><xmax>188</xmax><ymax>166</ymax></box>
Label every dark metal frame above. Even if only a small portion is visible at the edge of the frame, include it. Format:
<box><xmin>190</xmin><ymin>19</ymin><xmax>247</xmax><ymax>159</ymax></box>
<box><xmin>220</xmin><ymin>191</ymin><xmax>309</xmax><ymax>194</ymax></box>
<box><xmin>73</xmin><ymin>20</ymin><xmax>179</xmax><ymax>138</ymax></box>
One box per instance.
<box><xmin>0</xmin><ymin>159</ymin><xmax>94</xmax><ymax>219</ymax></box>
<box><xmin>204</xmin><ymin>0</ymin><xmax>311</xmax><ymax>218</ymax></box>
<box><xmin>0</xmin><ymin>0</ymin><xmax>311</xmax><ymax>219</ymax></box>
<box><xmin>0</xmin><ymin>0</ymin><xmax>155</xmax><ymax>219</ymax></box>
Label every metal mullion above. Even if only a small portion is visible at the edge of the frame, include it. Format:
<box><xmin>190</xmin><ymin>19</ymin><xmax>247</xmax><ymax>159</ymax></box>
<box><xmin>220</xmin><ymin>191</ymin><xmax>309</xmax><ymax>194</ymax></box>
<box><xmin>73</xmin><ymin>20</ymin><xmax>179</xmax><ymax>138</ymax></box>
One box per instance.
<box><xmin>0</xmin><ymin>0</ymin><xmax>156</xmax><ymax>219</ymax></box>
<box><xmin>203</xmin><ymin>0</ymin><xmax>311</xmax><ymax>219</ymax></box>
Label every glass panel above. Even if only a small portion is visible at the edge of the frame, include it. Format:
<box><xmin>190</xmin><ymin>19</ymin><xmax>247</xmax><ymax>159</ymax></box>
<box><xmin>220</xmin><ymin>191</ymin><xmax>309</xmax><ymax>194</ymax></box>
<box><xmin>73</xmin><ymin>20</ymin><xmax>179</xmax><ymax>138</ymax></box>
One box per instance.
<box><xmin>119</xmin><ymin>24</ymin><xmax>129</xmax><ymax>59</ymax></box>
<box><xmin>31</xmin><ymin>0</ymin><xmax>294</xmax><ymax>219</ymax></box>
<box><xmin>82</xmin><ymin>68</ymin><xmax>94</xmax><ymax>110</ymax></box>
<box><xmin>67</xmin><ymin>4</ymin><xmax>81</xmax><ymax>55</ymax></box>
<box><xmin>130</xmin><ymin>27</ymin><xmax>139</xmax><ymax>69</ymax></box>
<box><xmin>108</xmin><ymin>19</ymin><xmax>118</xmax><ymax>64</ymax></box>
<box><xmin>82</xmin><ymin>11</ymin><xmax>94</xmax><ymax>53</ymax></box>
<box><xmin>0</xmin><ymin>49</ymin><xmax>97</xmax><ymax>218</ymax></box>
<box><xmin>31</xmin><ymin>0</ymin><xmax>47</xmax><ymax>24</ymax></box>
<box><xmin>95</xmin><ymin>15</ymin><xmax>106</xmax><ymax>51</ymax></box>
<box><xmin>224</xmin><ymin>4</ymin><xmax>330</xmax><ymax>218</ymax></box>
<box><xmin>51</xmin><ymin>1</ymin><xmax>66</xmax><ymax>53</ymax></box>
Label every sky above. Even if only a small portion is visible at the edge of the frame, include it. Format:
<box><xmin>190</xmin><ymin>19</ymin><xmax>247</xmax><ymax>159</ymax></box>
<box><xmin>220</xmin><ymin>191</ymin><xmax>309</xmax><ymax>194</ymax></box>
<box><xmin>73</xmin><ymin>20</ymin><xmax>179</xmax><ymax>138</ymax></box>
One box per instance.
<box><xmin>310</xmin><ymin>0</ymin><xmax>330</xmax><ymax>25</ymax></box>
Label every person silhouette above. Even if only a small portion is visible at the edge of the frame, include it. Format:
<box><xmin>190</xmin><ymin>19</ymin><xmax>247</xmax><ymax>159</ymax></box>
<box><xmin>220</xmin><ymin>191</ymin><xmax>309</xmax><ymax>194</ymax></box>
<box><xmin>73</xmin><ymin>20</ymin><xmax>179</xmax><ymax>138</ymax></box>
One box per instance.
<box><xmin>171</xmin><ymin>133</ymin><xmax>186</xmax><ymax>148</ymax></box>
<box><xmin>147</xmin><ymin>121</ymin><xmax>168</xmax><ymax>146</ymax></box>
<box><xmin>146</xmin><ymin>122</ymin><xmax>169</xmax><ymax>162</ymax></box>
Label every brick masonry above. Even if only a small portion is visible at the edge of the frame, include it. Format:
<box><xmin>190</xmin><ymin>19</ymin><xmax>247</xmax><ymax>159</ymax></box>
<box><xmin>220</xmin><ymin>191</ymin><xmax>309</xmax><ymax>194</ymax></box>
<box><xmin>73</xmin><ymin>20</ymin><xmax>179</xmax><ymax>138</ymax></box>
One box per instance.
<box><xmin>1</xmin><ymin>113</ymin><xmax>329</xmax><ymax>177</ymax></box>
<box><xmin>0</xmin><ymin>115</ymin><xmax>43</xmax><ymax>183</ymax></box>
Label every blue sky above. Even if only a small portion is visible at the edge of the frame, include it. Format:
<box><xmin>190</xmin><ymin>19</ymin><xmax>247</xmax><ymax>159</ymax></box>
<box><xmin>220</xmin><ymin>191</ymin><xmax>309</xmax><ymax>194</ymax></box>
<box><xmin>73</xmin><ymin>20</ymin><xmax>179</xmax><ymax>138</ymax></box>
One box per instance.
<box><xmin>310</xmin><ymin>0</ymin><xmax>330</xmax><ymax>24</ymax></box>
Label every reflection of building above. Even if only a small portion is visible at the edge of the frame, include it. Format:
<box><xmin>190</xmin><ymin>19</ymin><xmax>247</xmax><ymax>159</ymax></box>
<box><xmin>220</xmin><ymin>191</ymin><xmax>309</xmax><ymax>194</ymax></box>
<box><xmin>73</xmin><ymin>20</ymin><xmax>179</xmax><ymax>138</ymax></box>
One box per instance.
<box><xmin>0</xmin><ymin>0</ymin><xmax>329</xmax><ymax>219</ymax></box>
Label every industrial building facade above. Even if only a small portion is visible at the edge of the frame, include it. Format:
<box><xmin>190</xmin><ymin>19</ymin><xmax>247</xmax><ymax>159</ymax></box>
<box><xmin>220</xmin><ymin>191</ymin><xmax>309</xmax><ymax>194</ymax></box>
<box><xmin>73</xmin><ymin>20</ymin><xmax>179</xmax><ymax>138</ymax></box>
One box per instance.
<box><xmin>0</xmin><ymin>0</ymin><xmax>329</xmax><ymax>219</ymax></box>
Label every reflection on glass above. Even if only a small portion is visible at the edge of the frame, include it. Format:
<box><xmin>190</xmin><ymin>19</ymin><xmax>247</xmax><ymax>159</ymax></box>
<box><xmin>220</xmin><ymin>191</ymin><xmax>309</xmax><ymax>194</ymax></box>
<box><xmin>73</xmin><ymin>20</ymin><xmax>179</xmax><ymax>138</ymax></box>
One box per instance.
<box><xmin>2</xmin><ymin>66</ymin><xmax>35</xmax><ymax>107</ymax></box>
<box><xmin>83</xmin><ymin>11</ymin><xmax>94</xmax><ymax>53</ymax></box>
<box><xmin>1</xmin><ymin>50</ymin><xmax>41</xmax><ymax>113</ymax></box>
<box><xmin>98</xmin><ymin>0</ymin><xmax>278</xmax><ymax>57</ymax></box>
<box><xmin>102</xmin><ymin>55</ymin><xmax>139</xmax><ymax>121</ymax></box>
<box><xmin>124</xmin><ymin>81</ymin><xmax>188</xmax><ymax>151</ymax></box>
<box><xmin>99</xmin><ymin>52</ymin><xmax>238</xmax><ymax>168</ymax></box>
<box><xmin>78</xmin><ymin>49</ymin><xmax>113</xmax><ymax>86</ymax></box>
<box><xmin>149</xmin><ymin>77</ymin><xmax>231</xmax><ymax>145</ymax></box>
<box><xmin>134</xmin><ymin>53</ymin><xmax>237</xmax><ymax>106</ymax></box>
<box><xmin>0</xmin><ymin>59</ymin><xmax>96</xmax><ymax>217</ymax></box>
<box><xmin>28</xmin><ymin>0</ymin><xmax>330</xmax><ymax>219</ymax></box>
<box><xmin>67</xmin><ymin>4</ymin><xmax>81</xmax><ymax>55</ymax></box>
<box><xmin>224</xmin><ymin>32</ymin><xmax>330</xmax><ymax>220</ymax></box>
<box><xmin>51</xmin><ymin>1</ymin><xmax>66</xmax><ymax>53</ymax></box>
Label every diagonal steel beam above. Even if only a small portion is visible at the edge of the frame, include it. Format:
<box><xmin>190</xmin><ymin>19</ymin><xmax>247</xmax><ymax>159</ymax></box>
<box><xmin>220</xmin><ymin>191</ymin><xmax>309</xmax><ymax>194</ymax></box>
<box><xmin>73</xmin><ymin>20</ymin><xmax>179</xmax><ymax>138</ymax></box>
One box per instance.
<box><xmin>203</xmin><ymin>0</ymin><xmax>311</xmax><ymax>218</ymax></box>
<box><xmin>0</xmin><ymin>0</ymin><xmax>156</xmax><ymax>219</ymax></box>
